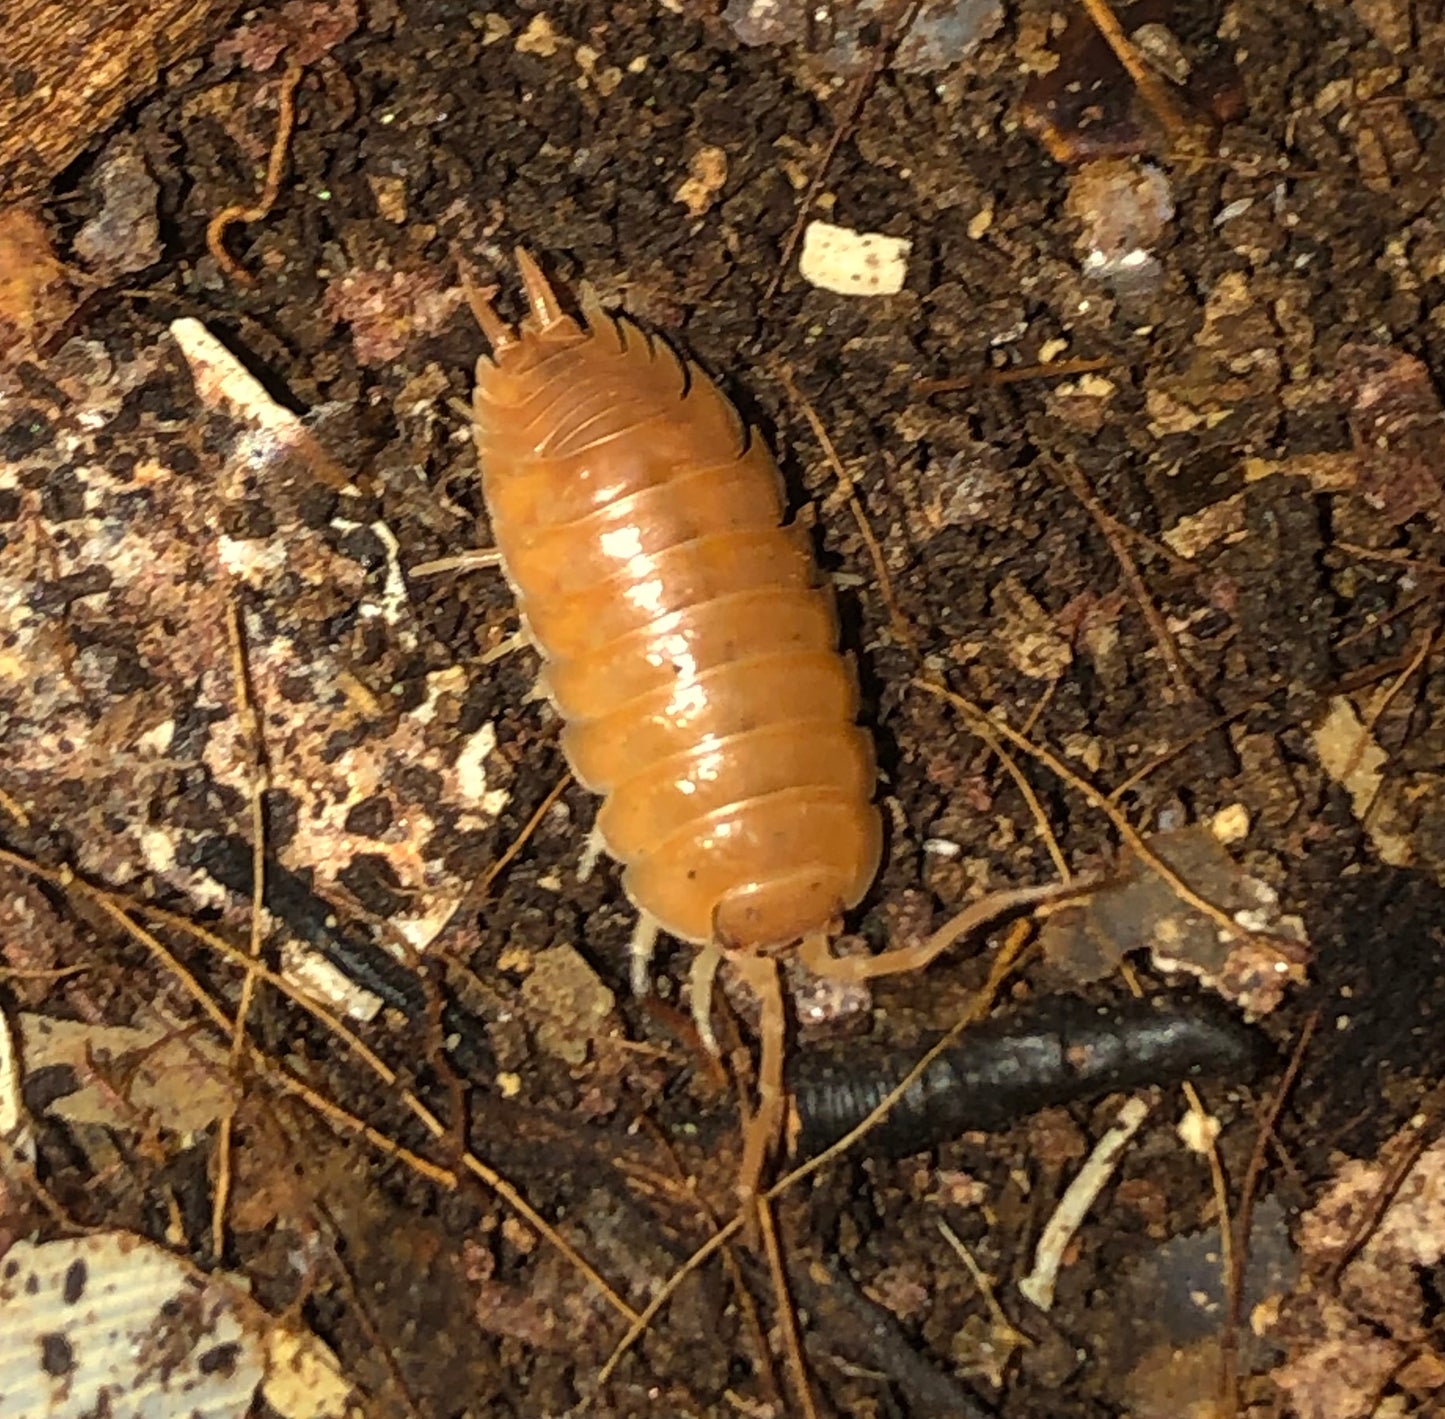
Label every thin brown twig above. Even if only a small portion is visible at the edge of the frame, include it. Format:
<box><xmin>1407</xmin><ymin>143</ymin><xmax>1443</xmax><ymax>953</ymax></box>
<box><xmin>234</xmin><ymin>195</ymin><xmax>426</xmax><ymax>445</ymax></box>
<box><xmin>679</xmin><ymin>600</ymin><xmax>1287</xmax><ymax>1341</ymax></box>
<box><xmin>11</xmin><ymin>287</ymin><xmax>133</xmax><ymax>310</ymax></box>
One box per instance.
<box><xmin>1076</xmin><ymin>0</ymin><xmax>1201</xmax><ymax>151</ymax></box>
<box><xmin>13</xmin><ymin>852</ymin><xmax>453</xmax><ymax>1189</ymax></box>
<box><xmin>778</xmin><ymin>365</ymin><xmax>913</xmax><ymax>650</ymax></box>
<box><xmin>327</xmin><ymin>1257</ymin><xmax>425</xmax><ymax>1419</ymax></box>
<box><xmin>0</xmin><ymin>843</ymin><xmax>638</xmax><ymax>1325</ymax></box>
<box><xmin>1</xmin><ymin>1137</ymin><xmax>85</xmax><ymax>1229</ymax></box>
<box><xmin>301</xmin><ymin>1184</ymin><xmax>426</xmax><ymax>1419</ymax></box>
<box><xmin>145</xmin><ymin>891</ymin><xmax>637</xmax><ymax>1321</ymax></box>
<box><xmin>935</xmin><ymin>1220</ymin><xmax>1030</xmax><ymax>1352</ymax></box>
<box><xmin>1334</xmin><ymin>594</ymin><xmax>1444</xmax><ymax>653</ymax></box>
<box><xmin>599</xmin><ymin>921</ymin><xmax>1035</xmax><ymax>1384</ymax></box>
<box><xmin>1108</xmin><ymin>689</ymin><xmax>1279</xmax><ymax>803</ymax></box>
<box><xmin>0</xmin><ymin>963</ymin><xmax>88</xmax><ymax>980</ymax></box>
<box><xmin>1105</xmin><ymin>517</ymin><xmax>1198</xmax><ymax>577</ymax></box>
<box><xmin>1184</xmin><ymin>1077</ymin><xmax>1234</xmax><ymax>1313</ymax></box>
<box><xmin>223</xmin><ymin>598</ymin><xmax>270</xmax><ymax>1067</ymax></box>
<box><xmin>1220</xmin><ymin>1010</ymin><xmax>1317</xmax><ymax>1412</ymax></box>
<box><xmin>1115</xmin><ymin>960</ymin><xmax>1234</xmax><ymax>1359</ymax></box>
<box><xmin>1050</xmin><ymin>458</ymin><xmax>1196</xmax><ymax>702</ymax></box>
<box><xmin>999</xmin><ymin>730</ymin><xmax>1070</xmax><ymax>879</ymax></box>
<box><xmin>783</xmin><ymin>369</ymin><xmax>1070</xmax><ymax>879</ymax></box>
<box><xmin>756</xmin><ymin>1194</ymin><xmax>818</xmax><ymax>1419</ymax></box>
<box><xmin>212</xmin><ymin>598</ymin><xmax>269</xmax><ymax>1263</ymax></box>
<box><xmin>1012</xmin><ymin>678</ymin><xmax>1072</xmax><ymax>879</ymax></box>
<box><xmin>623</xmin><ymin>1118</ymin><xmax>784</xmax><ymax>1410</ymax></box>
<box><xmin>762</xmin><ymin>0</ymin><xmax>922</xmax><ymax>304</ymax></box>
<box><xmin>211</xmin><ymin>1116</ymin><xmax>235</xmax><ymax>1262</ymax></box>
<box><xmin>1020</xmin><ymin>674</ymin><xmax>1059</xmax><ymax>740</ymax></box>
<box><xmin>0</xmin><ymin>785</ymin><xmax>31</xmax><ymax>828</ymax></box>
<box><xmin>916</xmin><ymin>356</ymin><xmax>1113</xmax><ymax>395</ymax></box>
<box><xmin>1335</xmin><ymin>542</ymin><xmax>1445</xmax><ymax>577</ymax></box>
<box><xmin>206</xmin><ymin>64</ymin><xmax>306</xmax><ymax>285</ymax></box>
<box><xmin>472</xmin><ymin>770</ymin><xmax>571</xmax><ymax>903</ymax></box>
<box><xmin>268</xmin><ymin>1056</ymin><xmax>455</xmax><ymax>1188</ymax></box>
<box><xmin>1347</xmin><ymin>626</ymin><xmax>1435</xmax><ymax>794</ymax></box>
<box><xmin>912</xmin><ymin>677</ymin><xmax>1265</xmax><ymax>947</ymax></box>
<box><xmin>788</xmin><ymin>368</ymin><xmax>1215</xmax><ymax>906</ymax></box>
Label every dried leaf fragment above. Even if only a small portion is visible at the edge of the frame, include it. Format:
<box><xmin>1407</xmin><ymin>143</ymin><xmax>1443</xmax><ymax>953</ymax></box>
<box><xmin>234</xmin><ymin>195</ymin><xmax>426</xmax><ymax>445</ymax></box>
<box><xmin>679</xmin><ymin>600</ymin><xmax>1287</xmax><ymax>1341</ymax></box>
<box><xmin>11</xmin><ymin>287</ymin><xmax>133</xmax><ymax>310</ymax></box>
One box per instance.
<box><xmin>1270</xmin><ymin>1134</ymin><xmax>1445</xmax><ymax>1419</ymax></box>
<box><xmin>74</xmin><ymin>140</ymin><xmax>162</xmax><ymax>280</ymax></box>
<box><xmin>1311</xmin><ymin>696</ymin><xmax>1412</xmax><ymax>866</ymax></box>
<box><xmin>674</xmin><ymin>146</ymin><xmax>728</xmax><ymax>218</ymax></box>
<box><xmin>16</xmin><ymin>1013</ymin><xmax>236</xmax><ymax>1136</ymax></box>
<box><xmin>1039</xmin><ymin>825</ymin><xmax>1310</xmax><ymax>1014</ymax></box>
<box><xmin>0</xmin><ymin>206</ymin><xmax>76</xmax><ymax>366</ymax></box>
<box><xmin>519</xmin><ymin>944</ymin><xmax>617</xmax><ymax>1065</ymax></box>
<box><xmin>0</xmin><ymin>1233</ymin><xmax>265</xmax><ymax>1419</ymax></box>
<box><xmin>991</xmin><ymin>574</ymin><xmax>1073</xmax><ymax>680</ymax></box>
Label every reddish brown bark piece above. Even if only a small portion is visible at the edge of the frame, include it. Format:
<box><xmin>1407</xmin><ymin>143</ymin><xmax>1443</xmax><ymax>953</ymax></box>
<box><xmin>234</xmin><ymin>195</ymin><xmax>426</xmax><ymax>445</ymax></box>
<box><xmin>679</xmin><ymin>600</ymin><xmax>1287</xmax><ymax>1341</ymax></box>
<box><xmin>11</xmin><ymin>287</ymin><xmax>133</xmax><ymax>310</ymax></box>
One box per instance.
<box><xmin>0</xmin><ymin>205</ymin><xmax>77</xmax><ymax>364</ymax></box>
<box><xmin>0</xmin><ymin>0</ymin><xmax>242</xmax><ymax>200</ymax></box>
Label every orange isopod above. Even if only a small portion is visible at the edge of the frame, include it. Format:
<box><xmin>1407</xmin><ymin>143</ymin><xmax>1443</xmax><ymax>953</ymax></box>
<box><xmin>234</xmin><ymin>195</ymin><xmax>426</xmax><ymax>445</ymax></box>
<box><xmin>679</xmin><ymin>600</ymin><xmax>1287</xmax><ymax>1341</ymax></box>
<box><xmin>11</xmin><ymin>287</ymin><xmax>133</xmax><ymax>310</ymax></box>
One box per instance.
<box><xmin>462</xmin><ymin>252</ymin><xmax>1067</xmax><ymax>1194</ymax></box>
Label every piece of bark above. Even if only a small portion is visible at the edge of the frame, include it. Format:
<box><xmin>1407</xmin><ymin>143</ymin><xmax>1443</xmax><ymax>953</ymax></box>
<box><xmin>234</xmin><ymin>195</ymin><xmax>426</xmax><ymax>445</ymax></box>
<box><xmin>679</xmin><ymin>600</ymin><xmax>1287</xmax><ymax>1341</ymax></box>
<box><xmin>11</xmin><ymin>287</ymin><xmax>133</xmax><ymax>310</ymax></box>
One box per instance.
<box><xmin>0</xmin><ymin>0</ymin><xmax>243</xmax><ymax>200</ymax></box>
<box><xmin>0</xmin><ymin>205</ymin><xmax>78</xmax><ymax>364</ymax></box>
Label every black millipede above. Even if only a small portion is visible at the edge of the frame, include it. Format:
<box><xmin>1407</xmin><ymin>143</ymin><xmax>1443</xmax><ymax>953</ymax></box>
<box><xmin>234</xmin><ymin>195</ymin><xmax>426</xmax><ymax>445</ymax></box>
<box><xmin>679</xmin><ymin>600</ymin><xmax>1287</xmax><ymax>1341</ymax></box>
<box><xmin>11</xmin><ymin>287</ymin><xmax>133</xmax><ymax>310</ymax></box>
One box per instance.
<box><xmin>189</xmin><ymin>834</ymin><xmax>496</xmax><ymax>1078</ymax></box>
<box><xmin>786</xmin><ymin>992</ymin><xmax>1271</xmax><ymax>1161</ymax></box>
<box><xmin>186</xmin><ymin>836</ymin><xmax>1269</xmax><ymax>1162</ymax></box>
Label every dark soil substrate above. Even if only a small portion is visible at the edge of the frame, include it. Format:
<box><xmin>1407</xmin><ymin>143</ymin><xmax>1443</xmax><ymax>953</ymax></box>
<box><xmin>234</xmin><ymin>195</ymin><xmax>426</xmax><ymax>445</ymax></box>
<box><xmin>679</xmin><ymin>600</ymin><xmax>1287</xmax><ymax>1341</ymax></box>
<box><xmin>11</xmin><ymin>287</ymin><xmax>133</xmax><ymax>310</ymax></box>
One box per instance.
<box><xmin>7</xmin><ymin>0</ymin><xmax>1445</xmax><ymax>1414</ymax></box>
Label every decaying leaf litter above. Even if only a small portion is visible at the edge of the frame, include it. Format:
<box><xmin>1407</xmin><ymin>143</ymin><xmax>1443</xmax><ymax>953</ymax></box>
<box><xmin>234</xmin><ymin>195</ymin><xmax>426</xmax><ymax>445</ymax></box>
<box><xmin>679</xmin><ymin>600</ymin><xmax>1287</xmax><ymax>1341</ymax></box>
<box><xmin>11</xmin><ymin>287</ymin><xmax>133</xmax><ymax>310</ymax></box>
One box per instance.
<box><xmin>3</xmin><ymin>0</ymin><xmax>1445</xmax><ymax>1414</ymax></box>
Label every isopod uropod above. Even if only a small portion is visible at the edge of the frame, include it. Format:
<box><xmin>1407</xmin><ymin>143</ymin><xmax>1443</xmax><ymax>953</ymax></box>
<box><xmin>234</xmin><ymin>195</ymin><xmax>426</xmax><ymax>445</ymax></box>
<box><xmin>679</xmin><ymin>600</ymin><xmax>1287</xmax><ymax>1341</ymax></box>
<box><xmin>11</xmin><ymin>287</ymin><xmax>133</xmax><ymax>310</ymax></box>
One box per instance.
<box><xmin>464</xmin><ymin>252</ymin><xmax>1069</xmax><ymax>1196</ymax></box>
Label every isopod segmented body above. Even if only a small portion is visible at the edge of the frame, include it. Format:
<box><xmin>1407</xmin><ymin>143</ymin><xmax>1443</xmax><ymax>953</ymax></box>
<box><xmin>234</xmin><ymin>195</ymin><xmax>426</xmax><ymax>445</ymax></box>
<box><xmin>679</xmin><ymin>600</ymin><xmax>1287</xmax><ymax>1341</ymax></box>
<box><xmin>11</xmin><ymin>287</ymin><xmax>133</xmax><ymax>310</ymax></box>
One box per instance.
<box><xmin>465</xmin><ymin>253</ymin><xmax>1074</xmax><ymax>1200</ymax></box>
<box><xmin>471</xmin><ymin>253</ymin><xmax>882</xmax><ymax>959</ymax></box>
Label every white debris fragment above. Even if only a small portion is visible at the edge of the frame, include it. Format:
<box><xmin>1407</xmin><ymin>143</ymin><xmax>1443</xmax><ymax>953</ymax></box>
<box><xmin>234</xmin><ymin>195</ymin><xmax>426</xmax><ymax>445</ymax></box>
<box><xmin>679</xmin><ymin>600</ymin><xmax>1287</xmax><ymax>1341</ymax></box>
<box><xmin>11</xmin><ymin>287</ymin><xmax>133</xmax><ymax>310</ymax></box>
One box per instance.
<box><xmin>327</xmin><ymin>517</ymin><xmax>414</xmax><ymax>641</ymax></box>
<box><xmin>391</xmin><ymin>897</ymin><xmax>467</xmax><ymax>954</ymax></box>
<box><xmin>0</xmin><ymin>1008</ymin><xmax>33</xmax><ymax>1167</ymax></box>
<box><xmin>217</xmin><ymin>533</ymin><xmax>288</xmax><ymax>581</ymax></box>
<box><xmin>278</xmin><ymin>942</ymin><xmax>386</xmax><ymax>1024</ymax></box>
<box><xmin>1177</xmin><ymin>1102</ymin><xmax>1221</xmax><ymax>1154</ymax></box>
<box><xmin>798</xmin><ymin>220</ymin><xmax>911</xmax><ymax>297</ymax></box>
<box><xmin>454</xmin><ymin>721</ymin><xmax>499</xmax><ymax>806</ymax></box>
<box><xmin>261</xmin><ymin>1323</ymin><xmax>355</xmax><ymax>1419</ymax></box>
<box><xmin>1018</xmin><ymin>1096</ymin><xmax>1151</xmax><ymax>1311</ymax></box>
<box><xmin>1210</xmin><ymin>802</ymin><xmax>1251</xmax><ymax>844</ymax></box>
<box><xmin>170</xmin><ymin>318</ymin><xmax>356</xmax><ymax>494</ymax></box>
<box><xmin>171</xmin><ymin>319</ymin><xmax>309</xmax><ymax>451</ymax></box>
<box><xmin>0</xmin><ymin>1233</ymin><xmax>266</xmax><ymax>1419</ymax></box>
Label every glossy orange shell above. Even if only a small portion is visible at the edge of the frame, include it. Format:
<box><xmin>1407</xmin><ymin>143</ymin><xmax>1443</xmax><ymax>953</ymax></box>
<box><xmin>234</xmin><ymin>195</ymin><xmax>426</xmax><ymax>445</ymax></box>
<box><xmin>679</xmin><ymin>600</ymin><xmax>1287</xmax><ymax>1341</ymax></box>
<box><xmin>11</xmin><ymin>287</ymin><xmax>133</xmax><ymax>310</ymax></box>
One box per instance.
<box><xmin>472</xmin><ymin>259</ymin><xmax>882</xmax><ymax>951</ymax></box>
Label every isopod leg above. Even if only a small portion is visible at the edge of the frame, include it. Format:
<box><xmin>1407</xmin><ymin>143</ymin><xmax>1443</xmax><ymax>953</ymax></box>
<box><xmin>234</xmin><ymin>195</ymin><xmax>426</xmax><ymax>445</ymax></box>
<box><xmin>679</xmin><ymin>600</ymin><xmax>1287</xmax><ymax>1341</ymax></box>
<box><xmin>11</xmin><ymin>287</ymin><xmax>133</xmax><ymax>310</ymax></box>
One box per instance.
<box><xmin>480</xmin><ymin>629</ymin><xmax>529</xmax><ymax>665</ymax></box>
<box><xmin>798</xmin><ymin>879</ymin><xmax>1095</xmax><ymax>983</ymax></box>
<box><xmin>731</xmin><ymin>953</ymin><xmax>786</xmax><ymax>1204</ymax></box>
<box><xmin>627</xmin><ymin>912</ymin><xmax>660</xmax><ymax>997</ymax></box>
<box><xmin>410</xmin><ymin>548</ymin><xmax>506</xmax><ymax>578</ymax></box>
<box><xmin>689</xmin><ymin>944</ymin><xmax>722</xmax><ymax>1056</ymax></box>
<box><xmin>577</xmin><ymin>823</ymin><xmax>607</xmax><ymax>884</ymax></box>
